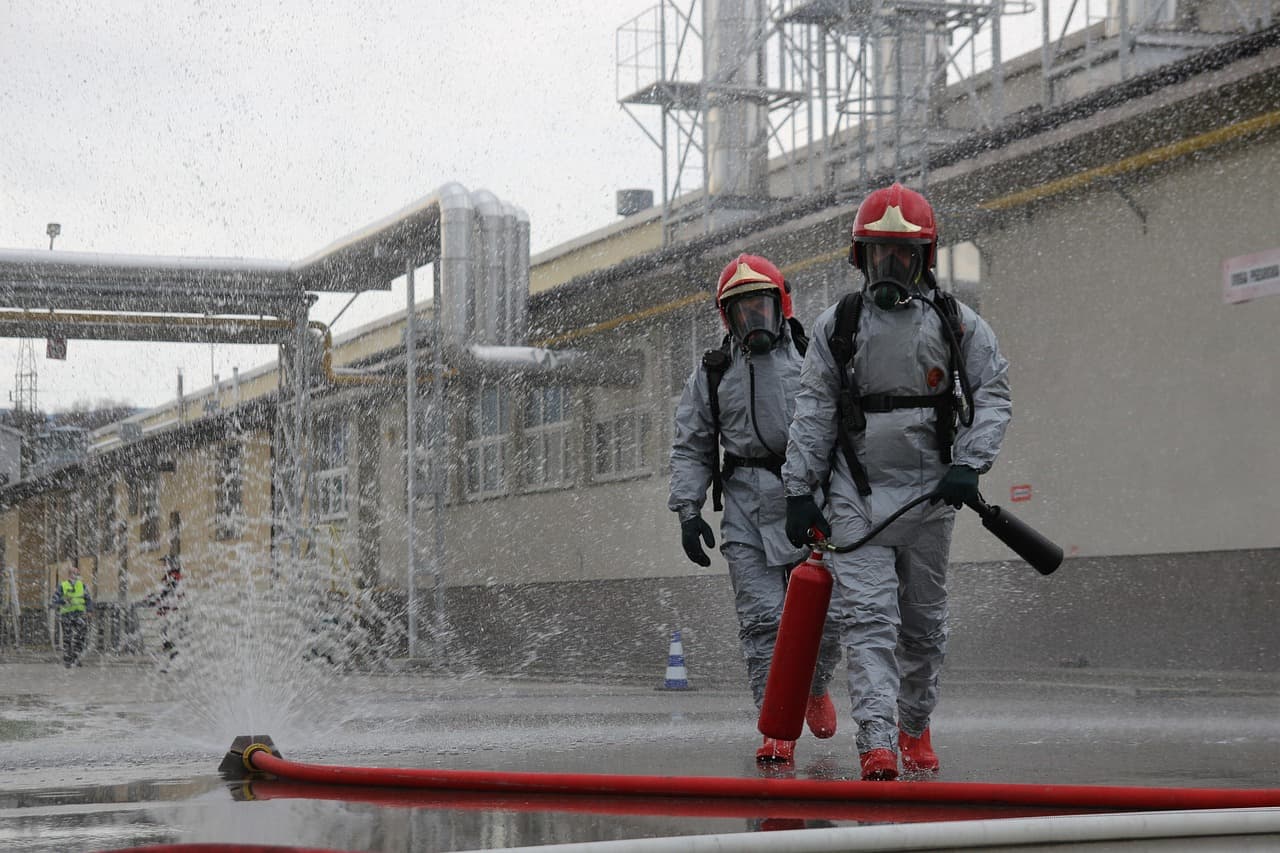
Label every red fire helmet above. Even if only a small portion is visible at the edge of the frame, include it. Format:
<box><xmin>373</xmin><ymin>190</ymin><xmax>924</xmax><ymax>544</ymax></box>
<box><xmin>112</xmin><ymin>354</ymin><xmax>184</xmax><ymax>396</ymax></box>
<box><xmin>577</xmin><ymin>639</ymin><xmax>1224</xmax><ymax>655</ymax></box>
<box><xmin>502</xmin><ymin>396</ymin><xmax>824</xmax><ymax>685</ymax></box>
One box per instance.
<box><xmin>850</xmin><ymin>183</ymin><xmax>938</xmax><ymax>271</ymax></box>
<box><xmin>715</xmin><ymin>253</ymin><xmax>792</xmax><ymax>328</ymax></box>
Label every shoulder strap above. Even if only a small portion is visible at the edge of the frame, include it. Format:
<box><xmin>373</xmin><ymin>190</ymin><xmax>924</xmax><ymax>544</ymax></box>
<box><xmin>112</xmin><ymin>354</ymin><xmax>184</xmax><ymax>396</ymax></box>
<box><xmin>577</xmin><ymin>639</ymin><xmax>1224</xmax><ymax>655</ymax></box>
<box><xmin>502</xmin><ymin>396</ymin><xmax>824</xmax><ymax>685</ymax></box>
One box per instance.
<box><xmin>701</xmin><ymin>336</ymin><xmax>732</xmax><ymax>512</ymax></box>
<box><xmin>936</xmin><ymin>289</ymin><xmax>964</xmax><ymax>345</ymax></box>
<box><xmin>828</xmin><ymin>291</ymin><xmax>863</xmax><ymax>367</ymax></box>
<box><xmin>786</xmin><ymin>317</ymin><xmax>808</xmax><ymax>357</ymax></box>
<box><xmin>827</xmin><ymin>292</ymin><xmax>872</xmax><ymax>496</ymax></box>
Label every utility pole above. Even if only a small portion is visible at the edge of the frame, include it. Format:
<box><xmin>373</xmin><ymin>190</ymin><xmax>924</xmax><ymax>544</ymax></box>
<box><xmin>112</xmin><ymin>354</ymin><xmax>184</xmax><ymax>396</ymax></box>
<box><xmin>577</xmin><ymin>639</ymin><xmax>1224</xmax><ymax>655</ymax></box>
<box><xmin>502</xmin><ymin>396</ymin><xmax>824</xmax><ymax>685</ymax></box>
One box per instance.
<box><xmin>405</xmin><ymin>261</ymin><xmax>418</xmax><ymax>660</ymax></box>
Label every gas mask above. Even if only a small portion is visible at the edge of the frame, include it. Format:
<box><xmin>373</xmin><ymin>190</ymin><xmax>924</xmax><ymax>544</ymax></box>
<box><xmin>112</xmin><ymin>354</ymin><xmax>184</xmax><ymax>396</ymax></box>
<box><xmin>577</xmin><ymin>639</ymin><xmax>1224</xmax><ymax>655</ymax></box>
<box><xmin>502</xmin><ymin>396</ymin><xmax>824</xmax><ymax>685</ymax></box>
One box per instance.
<box><xmin>861</xmin><ymin>242</ymin><xmax>926</xmax><ymax>310</ymax></box>
<box><xmin>724</xmin><ymin>291</ymin><xmax>782</xmax><ymax>354</ymax></box>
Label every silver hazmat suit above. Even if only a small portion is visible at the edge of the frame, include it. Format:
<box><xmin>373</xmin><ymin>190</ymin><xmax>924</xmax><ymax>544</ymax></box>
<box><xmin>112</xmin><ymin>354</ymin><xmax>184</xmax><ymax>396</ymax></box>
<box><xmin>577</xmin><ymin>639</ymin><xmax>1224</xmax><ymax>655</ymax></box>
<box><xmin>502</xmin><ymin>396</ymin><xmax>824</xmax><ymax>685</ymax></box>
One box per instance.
<box><xmin>670</xmin><ymin>324</ymin><xmax>842</xmax><ymax>708</ymax></box>
<box><xmin>783</xmin><ymin>290</ymin><xmax>1011</xmax><ymax>752</ymax></box>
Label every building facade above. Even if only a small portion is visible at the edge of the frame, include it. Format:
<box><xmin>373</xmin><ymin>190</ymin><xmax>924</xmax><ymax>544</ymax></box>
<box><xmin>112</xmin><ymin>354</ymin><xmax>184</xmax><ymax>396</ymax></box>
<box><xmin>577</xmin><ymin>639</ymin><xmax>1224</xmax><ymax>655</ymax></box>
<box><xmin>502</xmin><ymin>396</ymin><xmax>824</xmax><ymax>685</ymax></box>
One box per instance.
<box><xmin>3</xmin><ymin>19</ymin><xmax>1279</xmax><ymax>681</ymax></box>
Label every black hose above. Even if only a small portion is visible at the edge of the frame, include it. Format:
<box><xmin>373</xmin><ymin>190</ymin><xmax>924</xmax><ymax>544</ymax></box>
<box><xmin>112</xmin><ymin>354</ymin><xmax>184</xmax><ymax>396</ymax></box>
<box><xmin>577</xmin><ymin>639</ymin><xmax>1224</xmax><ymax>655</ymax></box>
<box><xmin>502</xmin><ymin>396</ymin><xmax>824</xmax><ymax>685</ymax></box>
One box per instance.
<box><xmin>747</xmin><ymin>359</ymin><xmax>786</xmax><ymax>459</ymax></box>
<box><xmin>821</xmin><ymin>492</ymin><xmax>940</xmax><ymax>554</ymax></box>
<box><xmin>915</xmin><ymin>293</ymin><xmax>975</xmax><ymax>428</ymax></box>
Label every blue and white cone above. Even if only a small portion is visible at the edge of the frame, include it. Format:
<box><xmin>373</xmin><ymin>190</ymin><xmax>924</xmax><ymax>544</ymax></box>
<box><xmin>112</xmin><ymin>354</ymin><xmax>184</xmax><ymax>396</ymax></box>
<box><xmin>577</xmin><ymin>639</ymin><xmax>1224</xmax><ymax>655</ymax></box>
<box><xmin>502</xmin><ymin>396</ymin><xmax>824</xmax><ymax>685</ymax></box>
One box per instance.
<box><xmin>659</xmin><ymin>629</ymin><xmax>691</xmax><ymax>690</ymax></box>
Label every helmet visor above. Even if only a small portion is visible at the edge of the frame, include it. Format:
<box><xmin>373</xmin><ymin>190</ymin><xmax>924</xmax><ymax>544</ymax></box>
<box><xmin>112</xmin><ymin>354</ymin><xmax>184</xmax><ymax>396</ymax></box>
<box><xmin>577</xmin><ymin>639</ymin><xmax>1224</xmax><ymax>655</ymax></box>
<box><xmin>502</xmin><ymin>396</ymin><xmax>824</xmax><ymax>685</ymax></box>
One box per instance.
<box><xmin>861</xmin><ymin>241</ymin><xmax>924</xmax><ymax>291</ymax></box>
<box><xmin>724</xmin><ymin>291</ymin><xmax>781</xmax><ymax>346</ymax></box>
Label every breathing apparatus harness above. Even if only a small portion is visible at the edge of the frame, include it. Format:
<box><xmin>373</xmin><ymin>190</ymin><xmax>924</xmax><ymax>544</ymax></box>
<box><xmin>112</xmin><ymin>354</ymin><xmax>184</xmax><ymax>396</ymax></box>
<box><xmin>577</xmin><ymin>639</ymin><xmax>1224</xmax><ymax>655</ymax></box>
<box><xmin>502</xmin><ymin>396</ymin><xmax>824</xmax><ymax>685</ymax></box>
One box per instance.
<box><xmin>828</xmin><ymin>279</ymin><xmax>975</xmax><ymax>498</ymax></box>
<box><xmin>703</xmin><ymin>317</ymin><xmax>808</xmax><ymax>511</ymax></box>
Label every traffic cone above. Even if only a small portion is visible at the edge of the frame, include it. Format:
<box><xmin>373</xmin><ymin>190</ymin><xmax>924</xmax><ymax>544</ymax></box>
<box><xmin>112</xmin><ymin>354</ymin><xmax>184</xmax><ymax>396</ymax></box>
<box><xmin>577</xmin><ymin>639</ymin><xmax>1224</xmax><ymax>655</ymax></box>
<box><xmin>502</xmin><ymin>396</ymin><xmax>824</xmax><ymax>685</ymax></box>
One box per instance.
<box><xmin>657</xmin><ymin>629</ymin><xmax>693</xmax><ymax>690</ymax></box>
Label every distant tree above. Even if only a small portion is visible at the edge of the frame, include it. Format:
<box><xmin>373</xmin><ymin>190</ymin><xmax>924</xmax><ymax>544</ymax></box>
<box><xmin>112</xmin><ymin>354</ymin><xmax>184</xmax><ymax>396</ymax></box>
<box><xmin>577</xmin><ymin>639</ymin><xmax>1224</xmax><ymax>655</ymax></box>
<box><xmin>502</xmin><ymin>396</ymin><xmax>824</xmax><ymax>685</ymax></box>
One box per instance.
<box><xmin>52</xmin><ymin>399</ymin><xmax>140</xmax><ymax>431</ymax></box>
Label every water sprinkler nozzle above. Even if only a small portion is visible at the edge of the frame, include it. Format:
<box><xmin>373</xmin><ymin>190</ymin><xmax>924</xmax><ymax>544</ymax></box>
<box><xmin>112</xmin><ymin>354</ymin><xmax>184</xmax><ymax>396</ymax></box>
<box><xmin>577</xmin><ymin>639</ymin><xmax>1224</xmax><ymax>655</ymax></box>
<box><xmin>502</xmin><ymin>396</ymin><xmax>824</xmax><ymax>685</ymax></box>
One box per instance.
<box><xmin>218</xmin><ymin>734</ymin><xmax>282</xmax><ymax>779</ymax></box>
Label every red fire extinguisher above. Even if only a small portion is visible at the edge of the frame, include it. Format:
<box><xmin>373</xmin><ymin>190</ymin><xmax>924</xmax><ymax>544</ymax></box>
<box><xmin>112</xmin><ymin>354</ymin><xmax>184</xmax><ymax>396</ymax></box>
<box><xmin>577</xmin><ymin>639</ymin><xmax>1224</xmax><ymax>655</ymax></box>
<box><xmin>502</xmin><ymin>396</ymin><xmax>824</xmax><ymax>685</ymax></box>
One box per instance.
<box><xmin>757</xmin><ymin>534</ymin><xmax>833</xmax><ymax>741</ymax></box>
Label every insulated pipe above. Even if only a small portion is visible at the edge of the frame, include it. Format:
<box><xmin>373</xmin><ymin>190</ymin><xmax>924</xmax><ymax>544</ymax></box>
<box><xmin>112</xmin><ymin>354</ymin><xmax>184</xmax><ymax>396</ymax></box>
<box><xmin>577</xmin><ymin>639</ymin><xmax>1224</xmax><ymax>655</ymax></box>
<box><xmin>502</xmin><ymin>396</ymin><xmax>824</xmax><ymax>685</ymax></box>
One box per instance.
<box><xmin>446</xmin><ymin>809</ymin><xmax>1280</xmax><ymax>853</ymax></box>
<box><xmin>469</xmin><ymin>189</ymin><xmax>504</xmax><ymax>345</ymax></box>
<box><xmin>0</xmin><ymin>310</ymin><xmax>297</xmax><ymax>346</ymax></box>
<box><xmin>498</xmin><ymin>200</ymin><xmax>518</xmax><ymax>345</ymax></box>
<box><xmin>290</xmin><ymin>181</ymin><xmax>468</xmax><ymax>292</ymax></box>
<box><xmin>242</xmin><ymin>749</ymin><xmax>1280</xmax><ymax>811</ymax></box>
<box><xmin>510</xmin><ymin>203</ymin><xmax>531</xmax><ymax>344</ymax></box>
<box><xmin>437</xmin><ymin>184</ymin><xmax>474</xmax><ymax>347</ymax></box>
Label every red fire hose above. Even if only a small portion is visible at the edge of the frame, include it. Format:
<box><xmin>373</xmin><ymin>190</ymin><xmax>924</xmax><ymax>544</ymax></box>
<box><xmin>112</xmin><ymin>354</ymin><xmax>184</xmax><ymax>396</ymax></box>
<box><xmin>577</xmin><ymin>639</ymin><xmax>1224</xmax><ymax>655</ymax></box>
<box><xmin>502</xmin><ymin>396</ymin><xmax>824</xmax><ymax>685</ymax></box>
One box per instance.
<box><xmin>238</xmin><ymin>744</ymin><xmax>1280</xmax><ymax>811</ymax></box>
<box><xmin>236</xmin><ymin>778</ymin><xmax>1078</xmax><ymax>824</ymax></box>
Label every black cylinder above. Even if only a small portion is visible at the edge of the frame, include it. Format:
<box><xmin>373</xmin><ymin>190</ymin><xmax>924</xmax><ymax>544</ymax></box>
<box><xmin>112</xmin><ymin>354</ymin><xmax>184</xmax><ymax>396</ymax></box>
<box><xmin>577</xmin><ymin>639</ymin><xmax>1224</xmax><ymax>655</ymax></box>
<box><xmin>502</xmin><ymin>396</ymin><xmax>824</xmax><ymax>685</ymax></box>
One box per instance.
<box><xmin>967</xmin><ymin>498</ymin><xmax>1063</xmax><ymax>576</ymax></box>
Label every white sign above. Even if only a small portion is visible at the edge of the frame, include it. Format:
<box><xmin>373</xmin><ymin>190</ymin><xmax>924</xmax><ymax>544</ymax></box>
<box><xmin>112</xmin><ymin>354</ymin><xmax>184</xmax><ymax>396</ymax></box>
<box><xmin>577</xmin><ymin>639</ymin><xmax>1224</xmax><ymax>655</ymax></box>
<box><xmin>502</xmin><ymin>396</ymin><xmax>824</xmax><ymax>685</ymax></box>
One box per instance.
<box><xmin>1223</xmin><ymin>248</ymin><xmax>1280</xmax><ymax>304</ymax></box>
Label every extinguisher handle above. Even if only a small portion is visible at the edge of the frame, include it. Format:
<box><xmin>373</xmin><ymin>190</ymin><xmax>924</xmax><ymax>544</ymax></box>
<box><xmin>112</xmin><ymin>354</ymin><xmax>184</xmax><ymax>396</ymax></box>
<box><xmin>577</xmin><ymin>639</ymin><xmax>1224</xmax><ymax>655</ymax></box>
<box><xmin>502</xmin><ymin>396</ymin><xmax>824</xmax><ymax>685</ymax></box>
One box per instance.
<box><xmin>807</xmin><ymin>528</ymin><xmax>828</xmax><ymax>560</ymax></box>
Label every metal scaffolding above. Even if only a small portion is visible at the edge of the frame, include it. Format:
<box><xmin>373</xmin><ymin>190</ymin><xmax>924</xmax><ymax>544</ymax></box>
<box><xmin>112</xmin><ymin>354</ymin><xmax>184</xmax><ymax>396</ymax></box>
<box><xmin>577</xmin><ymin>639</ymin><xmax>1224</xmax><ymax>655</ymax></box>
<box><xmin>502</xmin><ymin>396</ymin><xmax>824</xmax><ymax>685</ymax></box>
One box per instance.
<box><xmin>619</xmin><ymin>0</ymin><xmax>1272</xmax><ymax>229</ymax></box>
<box><xmin>617</xmin><ymin>0</ymin><xmax>1017</xmax><ymax>236</ymax></box>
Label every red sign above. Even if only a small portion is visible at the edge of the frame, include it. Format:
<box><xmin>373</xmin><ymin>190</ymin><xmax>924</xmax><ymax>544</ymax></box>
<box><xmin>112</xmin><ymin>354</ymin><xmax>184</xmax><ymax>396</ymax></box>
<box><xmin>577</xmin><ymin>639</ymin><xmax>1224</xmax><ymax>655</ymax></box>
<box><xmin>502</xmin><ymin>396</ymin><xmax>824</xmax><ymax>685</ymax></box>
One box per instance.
<box><xmin>1010</xmin><ymin>484</ymin><xmax>1033</xmax><ymax>502</ymax></box>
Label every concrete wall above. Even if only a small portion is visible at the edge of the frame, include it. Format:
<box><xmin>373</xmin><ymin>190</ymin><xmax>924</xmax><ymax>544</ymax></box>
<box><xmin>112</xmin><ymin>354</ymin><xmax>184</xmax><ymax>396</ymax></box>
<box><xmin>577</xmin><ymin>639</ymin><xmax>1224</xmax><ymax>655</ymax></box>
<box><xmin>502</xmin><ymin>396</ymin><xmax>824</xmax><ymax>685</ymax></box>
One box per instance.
<box><xmin>975</xmin><ymin>126</ymin><xmax>1280</xmax><ymax>558</ymax></box>
<box><xmin>372</xmin><ymin>114</ymin><xmax>1280</xmax><ymax>590</ymax></box>
<box><xmin>426</xmin><ymin>546</ymin><xmax>1280</xmax><ymax>683</ymax></box>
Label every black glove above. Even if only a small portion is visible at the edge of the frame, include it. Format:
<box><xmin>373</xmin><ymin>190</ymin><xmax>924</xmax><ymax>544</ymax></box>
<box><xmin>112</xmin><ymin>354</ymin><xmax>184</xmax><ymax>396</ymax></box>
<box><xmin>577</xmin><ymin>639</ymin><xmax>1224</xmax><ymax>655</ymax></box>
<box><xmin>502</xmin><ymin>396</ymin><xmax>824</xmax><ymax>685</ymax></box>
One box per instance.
<box><xmin>933</xmin><ymin>464</ymin><xmax>980</xmax><ymax>508</ymax></box>
<box><xmin>680</xmin><ymin>516</ymin><xmax>716</xmax><ymax>567</ymax></box>
<box><xmin>785</xmin><ymin>494</ymin><xmax>831</xmax><ymax>547</ymax></box>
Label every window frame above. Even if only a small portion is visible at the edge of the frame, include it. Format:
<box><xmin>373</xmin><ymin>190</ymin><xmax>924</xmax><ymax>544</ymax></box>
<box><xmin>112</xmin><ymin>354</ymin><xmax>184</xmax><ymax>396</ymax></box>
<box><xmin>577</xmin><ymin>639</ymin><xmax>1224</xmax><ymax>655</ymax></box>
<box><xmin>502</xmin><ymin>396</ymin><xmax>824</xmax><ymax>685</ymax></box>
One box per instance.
<box><xmin>463</xmin><ymin>383</ymin><xmax>511</xmax><ymax>501</ymax></box>
<box><xmin>591</xmin><ymin>406</ymin><xmax>652</xmax><ymax>482</ymax></box>
<box><xmin>523</xmin><ymin>386</ymin><xmax>574</xmax><ymax>492</ymax></box>
<box><xmin>215</xmin><ymin>439</ymin><xmax>245</xmax><ymax>540</ymax></box>
<box><xmin>138</xmin><ymin>476</ymin><xmax>160</xmax><ymax>550</ymax></box>
<box><xmin>314</xmin><ymin>415</ymin><xmax>350</xmax><ymax>521</ymax></box>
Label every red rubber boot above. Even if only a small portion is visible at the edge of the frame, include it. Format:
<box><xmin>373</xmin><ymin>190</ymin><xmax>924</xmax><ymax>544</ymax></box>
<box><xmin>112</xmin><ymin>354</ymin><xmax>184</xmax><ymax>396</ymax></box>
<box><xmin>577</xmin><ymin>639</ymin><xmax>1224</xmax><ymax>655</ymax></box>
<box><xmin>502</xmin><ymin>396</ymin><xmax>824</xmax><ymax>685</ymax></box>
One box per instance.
<box><xmin>804</xmin><ymin>692</ymin><xmax>838</xmax><ymax>739</ymax></box>
<box><xmin>899</xmin><ymin>728</ymin><xmax>940</xmax><ymax>773</ymax></box>
<box><xmin>756</xmin><ymin>737</ymin><xmax>796</xmax><ymax>764</ymax></box>
<box><xmin>859</xmin><ymin>748</ymin><xmax>898</xmax><ymax>781</ymax></box>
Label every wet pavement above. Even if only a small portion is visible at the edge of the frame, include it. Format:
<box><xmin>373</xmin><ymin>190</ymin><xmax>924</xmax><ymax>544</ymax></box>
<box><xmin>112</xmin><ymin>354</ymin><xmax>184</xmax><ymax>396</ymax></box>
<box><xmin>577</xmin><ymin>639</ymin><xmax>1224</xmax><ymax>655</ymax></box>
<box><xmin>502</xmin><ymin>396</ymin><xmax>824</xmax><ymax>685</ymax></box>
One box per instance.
<box><xmin>2</xmin><ymin>656</ymin><xmax>1279</xmax><ymax>851</ymax></box>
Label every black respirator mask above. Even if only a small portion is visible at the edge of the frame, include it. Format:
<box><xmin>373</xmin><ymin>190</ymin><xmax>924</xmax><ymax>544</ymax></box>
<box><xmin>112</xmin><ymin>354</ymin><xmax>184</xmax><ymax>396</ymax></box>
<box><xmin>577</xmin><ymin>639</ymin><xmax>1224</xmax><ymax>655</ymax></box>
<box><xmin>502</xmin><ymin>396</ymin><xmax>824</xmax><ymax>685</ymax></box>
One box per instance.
<box><xmin>724</xmin><ymin>291</ymin><xmax>782</xmax><ymax>354</ymax></box>
<box><xmin>861</xmin><ymin>242</ymin><xmax>928</xmax><ymax>310</ymax></box>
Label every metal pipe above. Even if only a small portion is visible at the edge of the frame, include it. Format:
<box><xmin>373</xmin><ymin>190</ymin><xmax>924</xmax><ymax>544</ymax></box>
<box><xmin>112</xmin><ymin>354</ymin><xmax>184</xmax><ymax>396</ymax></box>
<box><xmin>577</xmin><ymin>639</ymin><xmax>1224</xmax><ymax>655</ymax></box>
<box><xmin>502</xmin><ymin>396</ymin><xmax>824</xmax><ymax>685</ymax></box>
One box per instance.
<box><xmin>460</xmin><ymin>810</ymin><xmax>1280</xmax><ymax>853</ymax></box>
<box><xmin>703</xmin><ymin>0</ymin><xmax>770</xmax><ymax>203</ymax></box>
<box><xmin>405</xmin><ymin>259</ymin><xmax>418</xmax><ymax>660</ymax></box>
<box><xmin>429</xmin><ymin>261</ymin><xmax>446</xmax><ymax>662</ymax></box>
<box><xmin>469</xmin><ymin>189</ymin><xmax>504</xmax><ymax>345</ymax></box>
<box><xmin>437</xmin><ymin>185</ymin><xmax>474</xmax><ymax>347</ymax></box>
<box><xmin>1041</xmin><ymin>0</ymin><xmax>1053</xmax><ymax>108</ymax></box>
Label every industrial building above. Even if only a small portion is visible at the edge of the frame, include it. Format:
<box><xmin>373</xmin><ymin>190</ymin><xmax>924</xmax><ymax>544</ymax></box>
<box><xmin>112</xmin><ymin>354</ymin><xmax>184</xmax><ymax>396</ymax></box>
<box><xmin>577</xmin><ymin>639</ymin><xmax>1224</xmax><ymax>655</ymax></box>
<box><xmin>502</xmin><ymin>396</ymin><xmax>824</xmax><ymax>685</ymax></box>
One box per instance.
<box><xmin>2</xmin><ymin>0</ymin><xmax>1277</xmax><ymax>681</ymax></box>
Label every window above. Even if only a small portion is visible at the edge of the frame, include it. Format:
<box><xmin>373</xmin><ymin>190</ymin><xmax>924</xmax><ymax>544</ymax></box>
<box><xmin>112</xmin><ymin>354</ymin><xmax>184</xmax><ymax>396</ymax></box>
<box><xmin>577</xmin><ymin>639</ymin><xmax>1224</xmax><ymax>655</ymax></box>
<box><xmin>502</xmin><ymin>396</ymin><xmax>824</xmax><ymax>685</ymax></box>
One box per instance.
<box><xmin>465</xmin><ymin>384</ymin><xmax>510</xmax><ymax>499</ymax></box>
<box><xmin>524</xmin><ymin>386</ymin><xmax>573</xmax><ymax>489</ymax></box>
<box><xmin>101</xmin><ymin>485</ymin><xmax>116</xmax><ymax>553</ymax></box>
<box><xmin>315</xmin><ymin>416</ymin><xmax>349</xmax><ymax>520</ymax></box>
<box><xmin>139</xmin><ymin>476</ymin><xmax>160</xmax><ymax>548</ymax></box>
<box><xmin>593</xmin><ymin>408</ymin><xmax>651</xmax><ymax>480</ymax></box>
<box><xmin>127</xmin><ymin>478</ymin><xmax>140</xmax><ymax>517</ymax></box>
<box><xmin>58</xmin><ymin>499</ymin><xmax>77</xmax><ymax>560</ymax></box>
<box><xmin>215</xmin><ymin>441</ymin><xmax>244</xmax><ymax>539</ymax></box>
<box><xmin>938</xmin><ymin>240</ymin><xmax>983</xmax><ymax>314</ymax></box>
<box><xmin>669</xmin><ymin>315</ymin><xmax>725</xmax><ymax>401</ymax></box>
<box><xmin>168</xmin><ymin>510</ymin><xmax>181</xmax><ymax>557</ymax></box>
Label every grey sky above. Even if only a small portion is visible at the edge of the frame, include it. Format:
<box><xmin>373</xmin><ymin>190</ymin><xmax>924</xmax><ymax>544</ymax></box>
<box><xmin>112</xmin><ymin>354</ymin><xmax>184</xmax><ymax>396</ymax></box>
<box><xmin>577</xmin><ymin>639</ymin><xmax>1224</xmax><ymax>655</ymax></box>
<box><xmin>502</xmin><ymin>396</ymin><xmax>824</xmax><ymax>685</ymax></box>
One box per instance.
<box><xmin>1</xmin><ymin>0</ymin><xmax>659</xmax><ymax>410</ymax></box>
<box><xmin>1</xmin><ymin>0</ymin><xmax>1056</xmax><ymax>412</ymax></box>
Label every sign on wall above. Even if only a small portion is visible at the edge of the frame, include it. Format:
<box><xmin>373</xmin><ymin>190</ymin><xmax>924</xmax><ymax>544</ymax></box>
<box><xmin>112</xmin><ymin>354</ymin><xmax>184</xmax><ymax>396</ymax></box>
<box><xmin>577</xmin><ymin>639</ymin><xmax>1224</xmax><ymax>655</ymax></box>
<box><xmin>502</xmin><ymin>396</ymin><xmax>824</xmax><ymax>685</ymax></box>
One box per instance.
<box><xmin>1222</xmin><ymin>248</ymin><xmax>1280</xmax><ymax>304</ymax></box>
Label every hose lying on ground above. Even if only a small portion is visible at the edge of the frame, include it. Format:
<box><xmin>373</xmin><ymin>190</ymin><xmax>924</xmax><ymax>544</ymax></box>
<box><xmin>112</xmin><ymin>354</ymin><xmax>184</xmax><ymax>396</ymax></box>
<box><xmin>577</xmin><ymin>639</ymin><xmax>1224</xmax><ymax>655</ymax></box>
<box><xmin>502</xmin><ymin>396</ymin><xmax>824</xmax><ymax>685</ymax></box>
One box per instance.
<box><xmin>231</xmin><ymin>743</ymin><xmax>1280</xmax><ymax>812</ymax></box>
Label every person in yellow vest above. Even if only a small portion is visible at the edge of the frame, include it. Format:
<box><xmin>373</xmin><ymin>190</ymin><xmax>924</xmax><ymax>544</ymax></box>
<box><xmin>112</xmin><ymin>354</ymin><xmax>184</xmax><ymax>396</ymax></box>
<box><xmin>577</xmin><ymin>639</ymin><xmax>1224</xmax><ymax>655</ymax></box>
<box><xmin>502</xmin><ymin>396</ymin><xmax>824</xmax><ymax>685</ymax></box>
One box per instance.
<box><xmin>51</xmin><ymin>564</ymin><xmax>93</xmax><ymax>668</ymax></box>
